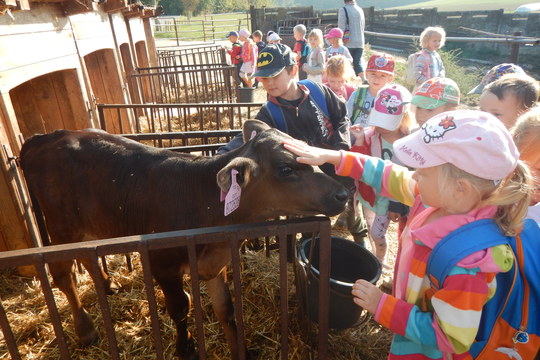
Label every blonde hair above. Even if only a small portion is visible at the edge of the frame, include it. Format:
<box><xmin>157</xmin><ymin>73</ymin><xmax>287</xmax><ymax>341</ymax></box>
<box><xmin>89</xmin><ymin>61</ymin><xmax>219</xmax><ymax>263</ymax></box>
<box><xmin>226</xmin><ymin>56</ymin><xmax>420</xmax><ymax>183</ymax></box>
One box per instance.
<box><xmin>308</xmin><ymin>28</ymin><xmax>324</xmax><ymax>48</ymax></box>
<box><xmin>293</xmin><ymin>24</ymin><xmax>307</xmax><ymax>36</ymax></box>
<box><xmin>439</xmin><ymin>161</ymin><xmax>533</xmax><ymax>236</ymax></box>
<box><xmin>484</xmin><ymin>74</ymin><xmax>540</xmax><ymax>113</ymax></box>
<box><xmin>420</xmin><ymin>26</ymin><xmax>446</xmax><ymax>49</ymax></box>
<box><xmin>512</xmin><ymin>107</ymin><xmax>540</xmax><ymax>165</ymax></box>
<box><xmin>398</xmin><ymin>107</ymin><xmax>415</xmax><ymax>136</ymax></box>
<box><xmin>325</xmin><ymin>55</ymin><xmax>355</xmax><ymax>80</ymax></box>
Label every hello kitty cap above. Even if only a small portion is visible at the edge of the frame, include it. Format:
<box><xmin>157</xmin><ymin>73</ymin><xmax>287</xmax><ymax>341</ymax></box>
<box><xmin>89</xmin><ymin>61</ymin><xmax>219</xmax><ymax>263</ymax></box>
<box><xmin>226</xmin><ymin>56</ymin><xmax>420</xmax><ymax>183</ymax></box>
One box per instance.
<box><xmin>368</xmin><ymin>84</ymin><xmax>412</xmax><ymax>131</ymax></box>
<box><xmin>393</xmin><ymin>110</ymin><xmax>519</xmax><ymax>181</ymax></box>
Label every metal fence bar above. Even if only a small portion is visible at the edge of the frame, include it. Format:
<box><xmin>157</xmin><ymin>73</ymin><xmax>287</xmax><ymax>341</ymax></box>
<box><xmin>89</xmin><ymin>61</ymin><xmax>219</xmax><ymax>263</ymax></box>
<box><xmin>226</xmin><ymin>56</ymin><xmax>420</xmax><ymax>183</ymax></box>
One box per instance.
<box><xmin>138</xmin><ymin>242</ymin><xmax>165</xmax><ymax>360</ymax></box>
<box><xmin>230</xmin><ymin>235</ymin><xmax>247</xmax><ymax>360</ymax></box>
<box><xmin>97</xmin><ymin>103</ymin><xmax>263</xmax><ymax>134</ymax></box>
<box><xmin>0</xmin><ymin>295</ymin><xmax>22</xmax><ymax>360</ymax></box>
<box><xmin>187</xmin><ymin>238</ymin><xmax>208</xmax><ymax>360</ymax></box>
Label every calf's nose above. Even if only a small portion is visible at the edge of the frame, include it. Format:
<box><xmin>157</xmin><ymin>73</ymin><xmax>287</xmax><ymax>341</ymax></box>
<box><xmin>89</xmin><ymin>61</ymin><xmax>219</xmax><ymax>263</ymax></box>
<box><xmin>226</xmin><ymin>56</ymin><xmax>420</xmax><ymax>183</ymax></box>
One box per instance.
<box><xmin>335</xmin><ymin>188</ymin><xmax>349</xmax><ymax>203</ymax></box>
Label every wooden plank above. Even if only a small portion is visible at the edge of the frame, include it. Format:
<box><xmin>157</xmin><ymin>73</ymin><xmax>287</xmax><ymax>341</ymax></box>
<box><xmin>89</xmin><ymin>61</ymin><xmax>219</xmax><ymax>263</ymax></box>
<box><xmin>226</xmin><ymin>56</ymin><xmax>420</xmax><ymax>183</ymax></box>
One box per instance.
<box><xmin>61</xmin><ymin>70</ymin><xmax>90</xmax><ymax>129</ymax></box>
<box><xmin>17</xmin><ymin>0</ymin><xmax>31</xmax><ymax>10</ymax></box>
<box><xmin>10</xmin><ymin>83</ymin><xmax>47</xmax><ymax>138</ymax></box>
<box><xmin>32</xmin><ymin>73</ymin><xmax>65</xmax><ymax>132</ymax></box>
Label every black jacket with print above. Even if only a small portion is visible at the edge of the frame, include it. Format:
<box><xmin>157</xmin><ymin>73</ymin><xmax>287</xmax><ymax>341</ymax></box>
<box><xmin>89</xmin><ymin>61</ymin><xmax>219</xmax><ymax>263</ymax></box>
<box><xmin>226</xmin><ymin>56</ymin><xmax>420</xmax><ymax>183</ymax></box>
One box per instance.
<box><xmin>218</xmin><ymin>81</ymin><xmax>351</xmax><ymax>154</ymax></box>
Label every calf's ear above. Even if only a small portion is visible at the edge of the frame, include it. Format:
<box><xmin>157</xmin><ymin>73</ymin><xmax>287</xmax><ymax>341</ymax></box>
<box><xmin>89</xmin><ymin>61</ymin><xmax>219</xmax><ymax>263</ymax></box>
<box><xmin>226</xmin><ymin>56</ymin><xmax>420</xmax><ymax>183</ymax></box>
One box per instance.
<box><xmin>217</xmin><ymin>157</ymin><xmax>260</xmax><ymax>192</ymax></box>
<box><xmin>242</xmin><ymin>119</ymin><xmax>271</xmax><ymax>143</ymax></box>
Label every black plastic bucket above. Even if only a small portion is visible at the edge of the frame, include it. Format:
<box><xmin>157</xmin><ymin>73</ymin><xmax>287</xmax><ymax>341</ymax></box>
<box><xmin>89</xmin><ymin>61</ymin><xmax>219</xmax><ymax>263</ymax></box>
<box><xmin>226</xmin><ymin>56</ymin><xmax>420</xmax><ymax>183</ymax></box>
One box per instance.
<box><xmin>296</xmin><ymin>236</ymin><xmax>382</xmax><ymax>329</ymax></box>
<box><xmin>237</xmin><ymin>87</ymin><xmax>255</xmax><ymax>103</ymax></box>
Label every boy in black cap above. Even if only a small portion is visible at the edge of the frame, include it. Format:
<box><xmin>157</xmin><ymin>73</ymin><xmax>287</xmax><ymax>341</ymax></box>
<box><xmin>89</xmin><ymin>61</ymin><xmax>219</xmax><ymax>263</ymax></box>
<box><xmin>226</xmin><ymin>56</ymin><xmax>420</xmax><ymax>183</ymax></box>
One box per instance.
<box><xmin>220</xmin><ymin>43</ymin><xmax>350</xmax><ymax>153</ymax></box>
<box><xmin>219</xmin><ymin>43</ymin><xmax>368</xmax><ymax>244</ymax></box>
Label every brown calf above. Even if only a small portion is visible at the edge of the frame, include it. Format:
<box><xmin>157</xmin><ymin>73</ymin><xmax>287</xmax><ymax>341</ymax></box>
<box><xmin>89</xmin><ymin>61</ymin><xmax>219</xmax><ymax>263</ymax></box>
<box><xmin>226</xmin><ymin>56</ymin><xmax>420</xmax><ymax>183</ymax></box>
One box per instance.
<box><xmin>20</xmin><ymin>120</ymin><xmax>348</xmax><ymax>359</ymax></box>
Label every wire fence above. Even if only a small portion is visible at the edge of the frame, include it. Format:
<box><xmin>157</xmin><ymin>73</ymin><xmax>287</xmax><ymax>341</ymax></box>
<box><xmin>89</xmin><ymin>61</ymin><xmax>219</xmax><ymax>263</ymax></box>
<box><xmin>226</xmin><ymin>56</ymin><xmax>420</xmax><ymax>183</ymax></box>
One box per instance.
<box><xmin>153</xmin><ymin>12</ymin><xmax>250</xmax><ymax>45</ymax></box>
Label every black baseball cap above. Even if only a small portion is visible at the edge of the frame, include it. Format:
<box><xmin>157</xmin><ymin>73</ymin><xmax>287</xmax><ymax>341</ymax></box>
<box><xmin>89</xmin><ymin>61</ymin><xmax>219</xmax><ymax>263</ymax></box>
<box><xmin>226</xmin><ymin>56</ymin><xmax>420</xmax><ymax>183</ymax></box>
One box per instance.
<box><xmin>226</xmin><ymin>31</ymin><xmax>238</xmax><ymax>38</ymax></box>
<box><xmin>253</xmin><ymin>44</ymin><xmax>297</xmax><ymax>78</ymax></box>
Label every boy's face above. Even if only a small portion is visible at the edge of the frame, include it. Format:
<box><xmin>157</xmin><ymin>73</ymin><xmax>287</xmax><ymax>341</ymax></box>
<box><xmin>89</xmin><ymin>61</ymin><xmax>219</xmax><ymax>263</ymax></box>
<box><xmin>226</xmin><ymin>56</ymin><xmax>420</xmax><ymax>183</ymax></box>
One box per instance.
<box><xmin>229</xmin><ymin>36</ymin><xmax>237</xmax><ymax>43</ymax></box>
<box><xmin>427</xmin><ymin>33</ymin><xmax>442</xmax><ymax>51</ymax></box>
<box><xmin>253</xmin><ymin>35</ymin><xmax>261</xmax><ymax>42</ymax></box>
<box><xmin>258</xmin><ymin>67</ymin><xmax>298</xmax><ymax>100</ymax></box>
<box><xmin>415</xmin><ymin>103</ymin><xmax>456</xmax><ymax>127</ymax></box>
<box><xmin>366</xmin><ymin>71</ymin><xmax>394</xmax><ymax>93</ymax></box>
<box><xmin>293</xmin><ymin>30</ymin><xmax>304</xmax><ymax>41</ymax></box>
<box><xmin>479</xmin><ymin>91</ymin><xmax>522</xmax><ymax>129</ymax></box>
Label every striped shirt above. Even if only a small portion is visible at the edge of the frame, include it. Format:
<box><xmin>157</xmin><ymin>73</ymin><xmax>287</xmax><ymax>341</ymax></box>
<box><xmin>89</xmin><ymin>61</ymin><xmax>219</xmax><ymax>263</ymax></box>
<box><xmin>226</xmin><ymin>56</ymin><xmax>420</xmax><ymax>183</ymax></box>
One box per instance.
<box><xmin>335</xmin><ymin>151</ymin><xmax>514</xmax><ymax>359</ymax></box>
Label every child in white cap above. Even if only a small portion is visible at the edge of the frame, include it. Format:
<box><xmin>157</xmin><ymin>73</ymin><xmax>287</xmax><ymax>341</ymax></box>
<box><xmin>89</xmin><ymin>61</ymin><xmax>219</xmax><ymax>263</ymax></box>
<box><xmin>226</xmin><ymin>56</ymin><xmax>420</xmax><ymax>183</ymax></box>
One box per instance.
<box><xmin>349</xmin><ymin>83</ymin><xmax>413</xmax><ymax>262</ymax></box>
<box><xmin>284</xmin><ymin>110</ymin><xmax>534</xmax><ymax>359</ymax></box>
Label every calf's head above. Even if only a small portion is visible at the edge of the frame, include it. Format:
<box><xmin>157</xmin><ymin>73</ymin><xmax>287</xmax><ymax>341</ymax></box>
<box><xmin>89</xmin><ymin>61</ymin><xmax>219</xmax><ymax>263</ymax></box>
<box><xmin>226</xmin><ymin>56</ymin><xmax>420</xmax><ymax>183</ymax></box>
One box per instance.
<box><xmin>217</xmin><ymin>120</ymin><xmax>348</xmax><ymax>219</ymax></box>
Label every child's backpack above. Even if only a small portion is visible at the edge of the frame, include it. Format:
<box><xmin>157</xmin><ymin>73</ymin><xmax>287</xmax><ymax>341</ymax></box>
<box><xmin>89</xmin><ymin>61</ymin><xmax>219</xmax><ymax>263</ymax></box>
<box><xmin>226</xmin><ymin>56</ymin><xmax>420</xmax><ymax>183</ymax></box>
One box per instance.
<box><xmin>405</xmin><ymin>51</ymin><xmax>421</xmax><ymax>86</ymax></box>
<box><xmin>299</xmin><ymin>39</ymin><xmax>309</xmax><ymax>65</ymax></box>
<box><xmin>350</xmin><ymin>85</ymin><xmax>369</xmax><ymax>125</ymax></box>
<box><xmin>426</xmin><ymin>218</ymin><xmax>540</xmax><ymax>359</ymax></box>
<box><xmin>265</xmin><ymin>79</ymin><xmax>329</xmax><ymax>133</ymax></box>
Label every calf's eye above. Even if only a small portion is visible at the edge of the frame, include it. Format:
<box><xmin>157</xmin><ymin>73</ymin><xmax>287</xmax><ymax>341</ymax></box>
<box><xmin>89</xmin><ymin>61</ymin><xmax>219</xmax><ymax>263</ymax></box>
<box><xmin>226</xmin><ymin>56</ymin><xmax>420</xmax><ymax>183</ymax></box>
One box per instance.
<box><xmin>278</xmin><ymin>166</ymin><xmax>294</xmax><ymax>177</ymax></box>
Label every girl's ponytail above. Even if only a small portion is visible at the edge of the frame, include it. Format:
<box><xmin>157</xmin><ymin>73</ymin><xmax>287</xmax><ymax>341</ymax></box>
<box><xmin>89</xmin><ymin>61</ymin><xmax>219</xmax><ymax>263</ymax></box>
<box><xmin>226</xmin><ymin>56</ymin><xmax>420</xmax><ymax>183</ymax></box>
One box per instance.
<box><xmin>486</xmin><ymin>161</ymin><xmax>533</xmax><ymax>236</ymax></box>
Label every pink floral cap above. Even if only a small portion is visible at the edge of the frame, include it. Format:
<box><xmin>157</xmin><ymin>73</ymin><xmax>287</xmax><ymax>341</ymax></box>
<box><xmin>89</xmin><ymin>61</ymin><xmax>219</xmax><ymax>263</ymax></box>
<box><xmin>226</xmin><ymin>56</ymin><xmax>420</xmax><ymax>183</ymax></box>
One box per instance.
<box><xmin>394</xmin><ymin>110</ymin><xmax>519</xmax><ymax>181</ymax></box>
<box><xmin>468</xmin><ymin>63</ymin><xmax>525</xmax><ymax>95</ymax></box>
<box><xmin>368</xmin><ymin>84</ymin><xmax>412</xmax><ymax>131</ymax></box>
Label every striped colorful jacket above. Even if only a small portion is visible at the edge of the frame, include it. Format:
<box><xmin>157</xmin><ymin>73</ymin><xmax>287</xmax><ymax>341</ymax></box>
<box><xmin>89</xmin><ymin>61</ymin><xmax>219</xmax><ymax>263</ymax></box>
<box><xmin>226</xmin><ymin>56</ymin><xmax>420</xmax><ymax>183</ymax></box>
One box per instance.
<box><xmin>335</xmin><ymin>151</ymin><xmax>514</xmax><ymax>359</ymax></box>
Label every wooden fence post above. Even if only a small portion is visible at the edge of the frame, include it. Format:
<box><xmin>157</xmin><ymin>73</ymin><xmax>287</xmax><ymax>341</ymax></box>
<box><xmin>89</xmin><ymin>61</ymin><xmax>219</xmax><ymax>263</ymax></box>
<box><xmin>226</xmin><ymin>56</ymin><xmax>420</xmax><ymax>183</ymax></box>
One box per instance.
<box><xmin>510</xmin><ymin>31</ymin><xmax>521</xmax><ymax>64</ymax></box>
<box><xmin>173</xmin><ymin>18</ymin><xmax>179</xmax><ymax>46</ymax></box>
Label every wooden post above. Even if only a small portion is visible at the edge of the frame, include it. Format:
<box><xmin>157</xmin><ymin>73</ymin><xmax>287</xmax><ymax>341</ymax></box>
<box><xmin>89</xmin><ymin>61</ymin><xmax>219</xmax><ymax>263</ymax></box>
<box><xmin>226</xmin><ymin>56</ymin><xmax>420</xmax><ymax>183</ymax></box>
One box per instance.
<box><xmin>173</xmin><ymin>18</ymin><xmax>179</xmax><ymax>46</ymax></box>
<box><xmin>510</xmin><ymin>31</ymin><xmax>521</xmax><ymax>64</ymax></box>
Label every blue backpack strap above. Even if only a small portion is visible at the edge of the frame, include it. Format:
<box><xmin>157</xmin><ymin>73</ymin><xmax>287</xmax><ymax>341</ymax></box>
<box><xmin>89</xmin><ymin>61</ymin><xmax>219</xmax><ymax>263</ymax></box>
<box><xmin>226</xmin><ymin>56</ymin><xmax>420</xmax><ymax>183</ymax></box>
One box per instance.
<box><xmin>298</xmin><ymin>79</ymin><xmax>330</xmax><ymax>119</ymax></box>
<box><xmin>427</xmin><ymin>219</ymin><xmax>509</xmax><ymax>290</ymax></box>
<box><xmin>265</xmin><ymin>102</ymin><xmax>288</xmax><ymax>133</ymax></box>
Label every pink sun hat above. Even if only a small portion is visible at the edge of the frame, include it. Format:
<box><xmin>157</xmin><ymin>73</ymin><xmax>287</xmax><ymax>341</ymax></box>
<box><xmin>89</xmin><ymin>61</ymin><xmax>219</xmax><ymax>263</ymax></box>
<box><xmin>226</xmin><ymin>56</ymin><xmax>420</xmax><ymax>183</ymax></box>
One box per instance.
<box><xmin>393</xmin><ymin>110</ymin><xmax>519</xmax><ymax>181</ymax></box>
<box><xmin>324</xmin><ymin>28</ymin><xmax>344</xmax><ymax>39</ymax></box>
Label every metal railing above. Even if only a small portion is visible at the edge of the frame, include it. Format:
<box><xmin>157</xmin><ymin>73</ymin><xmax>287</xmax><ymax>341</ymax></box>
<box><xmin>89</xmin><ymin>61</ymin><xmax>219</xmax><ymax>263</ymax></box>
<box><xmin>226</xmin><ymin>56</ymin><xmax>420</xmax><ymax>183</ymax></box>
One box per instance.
<box><xmin>128</xmin><ymin>64</ymin><xmax>238</xmax><ymax>105</ymax></box>
<box><xmin>97</xmin><ymin>103</ymin><xmax>263</xmax><ymax>134</ymax></box>
<box><xmin>157</xmin><ymin>45</ymin><xmax>228</xmax><ymax>67</ymax></box>
<box><xmin>0</xmin><ymin>217</ymin><xmax>333</xmax><ymax>360</ymax></box>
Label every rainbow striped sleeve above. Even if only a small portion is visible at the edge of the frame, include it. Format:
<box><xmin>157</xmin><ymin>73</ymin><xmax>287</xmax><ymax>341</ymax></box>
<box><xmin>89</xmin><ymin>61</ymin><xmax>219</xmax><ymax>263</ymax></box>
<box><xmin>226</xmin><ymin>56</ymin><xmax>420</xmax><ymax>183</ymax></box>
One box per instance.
<box><xmin>335</xmin><ymin>151</ymin><xmax>416</xmax><ymax>207</ymax></box>
<box><xmin>376</xmin><ymin>272</ymin><xmax>490</xmax><ymax>356</ymax></box>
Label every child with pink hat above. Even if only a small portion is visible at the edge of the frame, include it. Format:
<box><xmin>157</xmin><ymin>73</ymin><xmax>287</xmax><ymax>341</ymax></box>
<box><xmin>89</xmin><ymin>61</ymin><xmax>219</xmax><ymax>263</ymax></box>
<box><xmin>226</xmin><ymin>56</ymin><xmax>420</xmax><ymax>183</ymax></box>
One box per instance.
<box><xmin>283</xmin><ymin>109</ymin><xmax>534</xmax><ymax>359</ymax></box>
<box><xmin>348</xmin><ymin>83</ymin><xmax>413</xmax><ymax>262</ymax></box>
<box><xmin>325</xmin><ymin>27</ymin><xmax>353</xmax><ymax>63</ymax></box>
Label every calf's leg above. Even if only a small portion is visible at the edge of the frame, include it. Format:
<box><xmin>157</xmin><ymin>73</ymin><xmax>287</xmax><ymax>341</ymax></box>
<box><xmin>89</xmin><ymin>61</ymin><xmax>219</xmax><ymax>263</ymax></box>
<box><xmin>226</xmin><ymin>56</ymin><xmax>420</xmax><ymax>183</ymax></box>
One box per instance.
<box><xmin>152</xmin><ymin>269</ymin><xmax>195</xmax><ymax>359</ymax></box>
<box><xmin>48</xmin><ymin>260</ymin><xmax>98</xmax><ymax>346</ymax></box>
<box><xmin>206</xmin><ymin>268</ymin><xmax>248</xmax><ymax>360</ymax></box>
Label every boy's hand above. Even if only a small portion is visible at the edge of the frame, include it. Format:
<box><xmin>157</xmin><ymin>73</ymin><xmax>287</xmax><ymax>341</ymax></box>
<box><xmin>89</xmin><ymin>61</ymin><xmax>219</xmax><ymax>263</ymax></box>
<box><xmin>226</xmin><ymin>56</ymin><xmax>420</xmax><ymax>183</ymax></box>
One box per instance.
<box><xmin>283</xmin><ymin>139</ymin><xmax>341</xmax><ymax>166</ymax></box>
<box><xmin>350</xmin><ymin>124</ymin><xmax>365</xmax><ymax>146</ymax></box>
<box><xmin>352</xmin><ymin>279</ymin><xmax>383</xmax><ymax>314</ymax></box>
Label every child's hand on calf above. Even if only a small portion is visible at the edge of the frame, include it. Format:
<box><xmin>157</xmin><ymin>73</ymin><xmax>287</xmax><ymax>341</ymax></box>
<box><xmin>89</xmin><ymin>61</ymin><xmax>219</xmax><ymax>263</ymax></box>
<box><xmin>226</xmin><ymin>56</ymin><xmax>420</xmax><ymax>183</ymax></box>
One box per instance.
<box><xmin>283</xmin><ymin>139</ymin><xmax>341</xmax><ymax>166</ymax></box>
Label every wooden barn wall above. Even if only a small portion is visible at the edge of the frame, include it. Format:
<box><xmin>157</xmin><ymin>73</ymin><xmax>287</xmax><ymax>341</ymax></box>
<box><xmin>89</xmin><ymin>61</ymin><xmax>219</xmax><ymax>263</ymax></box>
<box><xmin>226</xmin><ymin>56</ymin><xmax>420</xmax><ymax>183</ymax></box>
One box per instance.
<box><xmin>0</xmin><ymin>3</ymin><xmax>154</xmax><ymax>255</ymax></box>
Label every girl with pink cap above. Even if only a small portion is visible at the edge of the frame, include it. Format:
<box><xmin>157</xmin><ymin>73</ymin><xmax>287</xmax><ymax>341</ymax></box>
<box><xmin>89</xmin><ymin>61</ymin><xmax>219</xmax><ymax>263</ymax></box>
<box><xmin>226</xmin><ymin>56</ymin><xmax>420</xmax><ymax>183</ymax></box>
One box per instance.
<box><xmin>284</xmin><ymin>110</ymin><xmax>535</xmax><ymax>359</ymax></box>
<box><xmin>324</xmin><ymin>27</ymin><xmax>353</xmax><ymax>63</ymax></box>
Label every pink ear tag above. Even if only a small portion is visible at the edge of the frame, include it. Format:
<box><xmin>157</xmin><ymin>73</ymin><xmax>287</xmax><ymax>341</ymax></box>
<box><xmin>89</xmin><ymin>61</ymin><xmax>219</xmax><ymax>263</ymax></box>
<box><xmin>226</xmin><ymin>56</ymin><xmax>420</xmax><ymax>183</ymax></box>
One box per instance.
<box><xmin>250</xmin><ymin>130</ymin><xmax>257</xmax><ymax>140</ymax></box>
<box><xmin>224</xmin><ymin>169</ymin><xmax>242</xmax><ymax>216</ymax></box>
